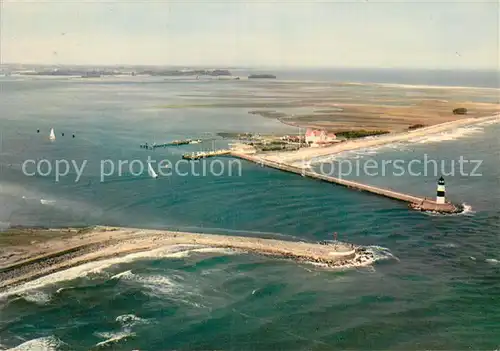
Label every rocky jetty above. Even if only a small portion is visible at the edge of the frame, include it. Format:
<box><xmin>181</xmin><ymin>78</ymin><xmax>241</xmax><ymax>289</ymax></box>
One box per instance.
<box><xmin>0</xmin><ymin>227</ymin><xmax>369</xmax><ymax>291</ymax></box>
<box><xmin>409</xmin><ymin>201</ymin><xmax>463</xmax><ymax>214</ymax></box>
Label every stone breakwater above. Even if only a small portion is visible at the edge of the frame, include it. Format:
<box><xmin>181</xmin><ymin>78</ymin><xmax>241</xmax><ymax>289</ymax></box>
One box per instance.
<box><xmin>231</xmin><ymin>152</ymin><xmax>462</xmax><ymax>214</ymax></box>
<box><xmin>0</xmin><ymin>227</ymin><xmax>372</xmax><ymax>291</ymax></box>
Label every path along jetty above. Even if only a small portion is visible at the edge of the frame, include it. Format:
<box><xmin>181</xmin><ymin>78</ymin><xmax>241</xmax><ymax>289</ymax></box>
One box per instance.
<box><xmin>231</xmin><ymin>152</ymin><xmax>462</xmax><ymax>214</ymax></box>
<box><xmin>182</xmin><ymin>149</ymin><xmax>231</xmax><ymax>160</ymax></box>
<box><xmin>140</xmin><ymin>139</ymin><xmax>203</xmax><ymax>150</ymax></box>
<box><xmin>0</xmin><ymin>227</ymin><xmax>367</xmax><ymax>291</ymax></box>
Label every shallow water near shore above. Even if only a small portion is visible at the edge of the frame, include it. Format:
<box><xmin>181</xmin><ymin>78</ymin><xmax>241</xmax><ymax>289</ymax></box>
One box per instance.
<box><xmin>0</xmin><ymin>73</ymin><xmax>499</xmax><ymax>350</ymax></box>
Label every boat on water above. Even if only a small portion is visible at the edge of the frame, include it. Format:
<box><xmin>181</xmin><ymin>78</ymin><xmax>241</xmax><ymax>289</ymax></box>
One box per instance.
<box><xmin>189</xmin><ymin>139</ymin><xmax>202</xmax><ymax>144</ymax></box>
<box><xmin>148</xmin><ymin>163</ymin><xmax>158</xmax><ymax>179</ymax></box>
<box><xmin>49</xmin><ymin>128</ymin><xmax>56</xmax><ymax>141</ymax></box>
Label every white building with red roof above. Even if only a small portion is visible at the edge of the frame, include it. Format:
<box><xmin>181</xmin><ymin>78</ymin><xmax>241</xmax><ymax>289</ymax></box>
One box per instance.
<box><xmin>305</xmin><ymin>128</ymin><xmax>337</xmax><ymax>147</ymax></box>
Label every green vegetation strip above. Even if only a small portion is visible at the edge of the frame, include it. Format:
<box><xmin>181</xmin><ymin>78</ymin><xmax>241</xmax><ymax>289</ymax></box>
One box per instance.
<box><xmin>335</xmin><ymin>130</ymin><xmax>390</xmax><ymax>139</ymax></box>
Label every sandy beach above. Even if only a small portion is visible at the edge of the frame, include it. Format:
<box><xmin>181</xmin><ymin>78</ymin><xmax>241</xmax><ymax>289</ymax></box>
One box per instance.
<box><xmin>0</xmin><ymin>226</ymin><xmax>374</xmax><ymax>293</ymax></box>
<box><xmin>259</xmin><ymin>114</ymin><xmax>500</xmax><ymax>165</ymax></box>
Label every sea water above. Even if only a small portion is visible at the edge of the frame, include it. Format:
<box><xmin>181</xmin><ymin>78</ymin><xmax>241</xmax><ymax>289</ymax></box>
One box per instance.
<box><xmin>0</xmin><ymin>72</ymin><xmax>499</xmax><ymax>350</ymax></box>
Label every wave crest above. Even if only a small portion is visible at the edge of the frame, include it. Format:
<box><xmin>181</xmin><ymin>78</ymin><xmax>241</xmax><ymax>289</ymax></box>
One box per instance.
<box><xmin>116</xmin><ymin>314</ymin><xmax>150</xmax><ymax>328</ymax></box>
<box><xmin>6</xmin><ymin>336</ymin><xmax>67</xmax><ymax>351</ymax></box>
<box><xmin>94</xmin><ymin>332</ymin><xmax>135</xmax><ymax>348</ymax></box>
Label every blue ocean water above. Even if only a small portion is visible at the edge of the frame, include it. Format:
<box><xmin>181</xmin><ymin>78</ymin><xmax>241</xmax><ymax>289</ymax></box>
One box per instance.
<box><xmin>0</xmin><ymin>72</ymin><xmax>499</xmax><ymax>350</ymax></box>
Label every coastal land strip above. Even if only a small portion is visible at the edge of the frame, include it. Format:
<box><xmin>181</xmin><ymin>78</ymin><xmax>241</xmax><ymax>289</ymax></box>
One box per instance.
<box><xmin>0</xmin><ymin>226</ymin><xmax>372</xmax><ymax>292</ymax></box>
<box><xmin>249</xmin><ymin>114</ymin><xmax>500</xmax><ymax>165</ymax></box>
<box><xmin>225</xmin><ymin>115</ymin><xmax>499</xmax><ymax>213</ymax></box>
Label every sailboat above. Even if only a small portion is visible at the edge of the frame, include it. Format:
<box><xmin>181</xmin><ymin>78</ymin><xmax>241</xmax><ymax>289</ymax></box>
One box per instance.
<box><xmin>49</xmin><ymin>128</ymin><xmax>56</xmax><ymax>141</ymax></box>
<box><xmin>148</xmin><ymin>162</ymin><xmax>158</xmax><ymax>179</ymax></box>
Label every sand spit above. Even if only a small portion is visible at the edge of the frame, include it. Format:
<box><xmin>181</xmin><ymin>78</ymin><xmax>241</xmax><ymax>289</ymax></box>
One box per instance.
<box><xmin>0</xmin><ymin>226</ymin><xmax>370</xmax><ymax>291</ymax></box>
<box><xmin>262</xmin><ymin>115</ymin><xmax>500</xmax><ymax>165</ymax></box>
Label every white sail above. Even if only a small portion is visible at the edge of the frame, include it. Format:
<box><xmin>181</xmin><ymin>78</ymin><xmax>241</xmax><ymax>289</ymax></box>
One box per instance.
<box><xmin>148</xmin><ymin>163</ymin><xmax>158</xmax><ymax>178</ymax></box>
<box><xmin>49</xmin><ymin>128</ymin><xmax>56</xmax><ymax>140</ymax></box>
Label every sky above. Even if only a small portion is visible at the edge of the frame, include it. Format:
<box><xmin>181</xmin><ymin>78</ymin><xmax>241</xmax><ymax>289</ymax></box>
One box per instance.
<box><xmin>1</xmin><ymin>0</ymin><xmax>498</xmax><ymax>69</ymax></box>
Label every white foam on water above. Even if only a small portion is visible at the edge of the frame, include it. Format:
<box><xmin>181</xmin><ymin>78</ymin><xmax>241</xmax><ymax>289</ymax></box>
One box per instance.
<box><xmin>309</xmin><ymin>117</ymin><xmax>498</xmax><ymax>165</ymax></box>
<box><xmin>115</xmin><ymin>314</ymin><xmax>150</xmax><ymax>328</ymax></box>
<box><xmin>304</xmin><ymin>245</ymin><xmax>397</xmax><ymax>271</ymax></box>
<box><xmin>408</xmin><ymin>126</ymin><xmax>484</xmax><ymax>144</ymax></box>
<box><xmin>110</xmin><ymin>270</ymin><xmax>132</xmax><ymax>280</ymax></box>
<box><xmin>311</xmin><ymin>142</ymin><xmax>411</xmax><ymax>164</ymax></box>
<box><xmin>190</xmin><ymin>247</ymin><xmax>236</xmax><ymax>255</ymax></box>
<box><xmin>0</xmin><ymin>244</ymin><xmax>213</xmax><ymax>300</ymax></box>
<box><xmin>116</xmin><ymin>271</ymin><xmax>179</xmax><ymax>296</ymax></box>
<box><xmin>307</xmin><ymin>255</ymin><xmax>375</xmax><ymax>271</ymax></box>
<box><xmin>437</xmin><ymin>243</ymin><xmax>458</xmax><ymax>248</ymax></box>
<box><xmin>307</xmin><ymin>261</ymin><xmax>330</xmax><ymax>268</ymax></box>
<box><xmin>55</xmin><ymin>287</ymin><xmax>74</xmax><ymax>294</ymax></box>
<box><xmin>365</xmin><ymin>245</ymin><xmax>400</xmax><ymax>262</ymax></box>
<box><xmin>94</xmin><ymin>331</ymin><xmax>135</xmax><ymax>348</ymax></box>
<box><xmin>6</xmin><ymin>336</ymin><xmax>66</xmax><ymax>351</ymax></box>
<box><xmin>165</xmin><ymin>250</ymin><xmax>194</xmax><ymax>259</ymax></box>
<box><xmin>19</xmin><ymin>291</ymin><xmax>51</xmax><ymax>305</ymax></box>
<box><xmin>460</xmin><ymin>203</ymin><xmax>475</xmax><ymax>215</ymax></box>
<box><xmin>40</xmin><ymin>199</ymin><xmax>56</xmax><ymax>206</ymax></box>
<box><xmin>160</xmin><ymin>247</ymin><xmax>236</xmax><ymax>259</ymax></box>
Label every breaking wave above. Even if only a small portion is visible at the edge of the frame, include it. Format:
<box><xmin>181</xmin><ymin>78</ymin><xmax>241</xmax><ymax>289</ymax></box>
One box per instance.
<box><xmin>0</xmin><ymin>244</ymin><xmax>235</xmax><ymax>301</ymax></box>
<box><xmin>110</xmin><ymin>270</ymin><xmax>179</xmax><ymax>297</ymax></box>
<box><xmin>309</xmin><ymin>117</ymin><xmax>498</xmax><ymax>164</ymax></box>
<box><xmin>424</xmin><ymin>203</ymin><xmax>474</xmax><ymax>217</ymax></box>
<box><xmin>408</xmin><ymin>126</ymin><xmax>484</xmax><ymax>144</ymax></box>
<box><xmin>115</xmin><ymin>314</ymin><xmax>150</xmax><ymax>328</ymax></box>
<box><xmin>6</xmin><ymin>336</ymin><xmax>67</xmax><ymax>351</ymax></box>
<box><xmin>364</xmin><ymin>245</ymin><xmax>399</xmax><ymax>262</ymax></box>
<box><xmin>92</xmin><ymin>314</ymin><xmax>150</xmax><ymax>348</ymax></box>
<box><xmin>436</xmin><ymin>243</ymin><xmax>458</xmax><ymax>248</ymax></box>
<box><xmin>18</xmin><ymin>291</ymin><xmax>52</xmax><ymax>305</ymax></box>
<box><xmin>460</xmin><ymin>203</ymin><xmax>475</xmax><ymax>215</ymax></box>
<box><xmin>305</xmin><ymin>244</ymin><xmax>397</xmax><ymax>270</ymax></box>
<box><xmin>110</xmin><ymin>270</ymin><xmax>132</xmax><ymax>280</ymax></box>
<box><xmin>94</xmin><ymin>331</ymin><xmax>135</xmax><ymax>348</ymax></box>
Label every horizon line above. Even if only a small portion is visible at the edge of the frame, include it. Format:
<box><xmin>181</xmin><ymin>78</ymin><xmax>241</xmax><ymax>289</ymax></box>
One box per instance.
<box><xmin>1</xmin><ymin>62</ymin><xmax>498</xmax><ymax>72</ymax></box>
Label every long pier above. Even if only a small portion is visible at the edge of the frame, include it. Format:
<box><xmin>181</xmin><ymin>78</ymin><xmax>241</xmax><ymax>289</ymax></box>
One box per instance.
<box><xmin>140</xmin><ymin>139</ymin><xmax>203</xmax><ymax>150</ymax></box>
<box><xmin>231</xmin><ymin>152</ymin><xmax>461</xmax><ymax>213</ymax></box>
<box><xmin>182</xmin><ymin>149</ymin><xmax>231</xmax><ymax>160</ymax></box>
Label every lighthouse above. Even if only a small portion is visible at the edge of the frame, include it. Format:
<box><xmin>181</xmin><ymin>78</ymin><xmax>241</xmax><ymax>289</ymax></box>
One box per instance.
<box><xmin>436</xmin><ymin>176</ymin><xmax>446</xmax><ymax>204</ymax></box>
